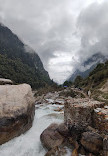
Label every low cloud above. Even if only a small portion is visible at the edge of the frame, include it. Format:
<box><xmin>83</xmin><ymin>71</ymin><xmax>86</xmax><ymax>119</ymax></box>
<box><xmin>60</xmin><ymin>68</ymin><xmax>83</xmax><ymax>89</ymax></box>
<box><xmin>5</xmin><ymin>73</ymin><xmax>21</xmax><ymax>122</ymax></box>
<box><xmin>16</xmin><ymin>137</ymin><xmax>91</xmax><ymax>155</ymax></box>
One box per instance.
<box><xmin>77</xmin><ymin>1</ymin><xmax>108</xmax><ymax>62</ymax></box>
<box><xmin>0</xmin><ymin>0</ymin><xmax>108</xmax><ymax>83</ymax></box>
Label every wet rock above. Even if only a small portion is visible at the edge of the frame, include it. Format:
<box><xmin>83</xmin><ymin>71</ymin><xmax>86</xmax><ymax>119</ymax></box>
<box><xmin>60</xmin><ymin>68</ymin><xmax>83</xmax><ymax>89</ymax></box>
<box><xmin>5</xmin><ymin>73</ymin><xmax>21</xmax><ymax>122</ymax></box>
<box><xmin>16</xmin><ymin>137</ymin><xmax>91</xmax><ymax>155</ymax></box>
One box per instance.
<box><xmin>45</xmin><ymin>146</ymin><xmax>67</xmax><ymax>156</ymax></box>
<box><xmin>55</xmin><ymin>99</ymin><xmax>65</xmax><ymax>105</ymax></box>
<box><xmin>35</xmin><ymin>94</ymin><xmax>46</xmax><ymax>104</ymax></box>
<box><xmin>0</xmin><ymin>84</ymin><xmax>35</xmax><ymax>145</ymax></box>
<box><xmin>68</xmin><ymin>122</ymin><xmax>85</xmax><ymax>145</ymax></box>
<box><xmin>54</xmin><ymin>107</ymin><xmax>64</xmax><ymax>112</ymax></box>
<box><xmin>57</xmin><ymin>123</ymin><xmax>69</xmax><ymax>137</ymax></box>
<box><xmin>46</xmin><ymin>98</ymin><xmax>55</xmax><ymax>104</ymax></box>
<box><xmin>81</xmin><ymin>131</ymin><xmax>103</xmax><ymax>154</ymax></box>
<box><xmin>65</xmin><ymin>122</ymin><xmax>85</xmax><ymax>151</ymax></box>
<box><xmin>79</xmin><ymin>146</ymin><xmax>86</xmax><ymax>155</ymax></box>
<box><xmin>0</xmin><ymin>78</ymin><xmax>13</xmax><ymax>85</ymax></box>
<box><xmin>40</xmin><ymin>123</ymin><xmax>64</xmax><ymax>150</ymax></box>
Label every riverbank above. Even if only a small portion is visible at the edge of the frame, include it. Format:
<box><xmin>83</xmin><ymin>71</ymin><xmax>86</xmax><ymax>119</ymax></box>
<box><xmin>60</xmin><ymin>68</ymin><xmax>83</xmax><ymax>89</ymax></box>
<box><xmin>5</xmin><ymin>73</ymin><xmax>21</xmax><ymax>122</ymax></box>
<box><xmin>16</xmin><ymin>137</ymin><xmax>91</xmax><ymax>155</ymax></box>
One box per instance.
<box><xmin>0</xmin><ymin>81</ymin><xmax>107</xmax><ymax>156</ymax></box>
<box><xmin>39</xmin><ymin>90</ymin><xmax>108</xmax><ymax>156</ymax></box>
<box><xmin>0</xmin><ymin>93</ymin><xmax>73</xmax><ymax>156</ymax></box>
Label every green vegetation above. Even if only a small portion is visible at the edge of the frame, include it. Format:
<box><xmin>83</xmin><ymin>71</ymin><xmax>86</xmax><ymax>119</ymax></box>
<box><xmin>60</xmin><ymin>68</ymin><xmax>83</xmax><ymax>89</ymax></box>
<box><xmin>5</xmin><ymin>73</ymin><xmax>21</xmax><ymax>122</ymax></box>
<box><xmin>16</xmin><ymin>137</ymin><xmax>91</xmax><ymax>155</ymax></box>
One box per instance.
<box><xmin>74</xmin><ymin>76</ymin><xmax>83</xmax><ymax>88</ymax></box>
<box><xmin>73</xmin><ymin>61</ymin><xmax>108</xmax><ymax>90</ymax></box>
<box><xmin>0</xmin><ymin>54</ymin><xmax>52</xmax><ymax>89</ymax></box>
<box><xmin>59</xmin><ymin>89</ymin><xmax>85</xmax><ymax>98</ymax></box>
<box><xmin>68</xmin><ymin>53</ymin><xmax>106</xmax><ymax>82</ymax></box>
<box><xmin>63</xmin><ymin>80</ymin><xmax>73</xmax><ymax>87</ymax></box>
<box><xmin>102</xmin><ymin>93</ymin><xmax>108</xmax><ymax>99</ymax></box>
<box><xmin>34</xmin><ymin>84</ymin><xmax>62</xmax><ymax>97</ymax></box>
<box><xmin>73</xmin><ymin>60</ymin><xmax>108</xmax><ymax>102</ymax></box>
<box><xmin>0</xmin><ymin>24</ymin><xmax>52</xmax><ymax>89</ymax></box>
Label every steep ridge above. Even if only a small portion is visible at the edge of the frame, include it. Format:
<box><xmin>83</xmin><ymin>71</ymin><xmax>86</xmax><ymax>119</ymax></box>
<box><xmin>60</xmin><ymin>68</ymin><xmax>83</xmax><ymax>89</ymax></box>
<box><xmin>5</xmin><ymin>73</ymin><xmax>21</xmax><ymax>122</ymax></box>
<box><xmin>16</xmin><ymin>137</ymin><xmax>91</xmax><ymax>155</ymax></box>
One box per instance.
<box><xmin>0</xmin><ymin>23</ymin><xmax>52</xmax><ymax>89</ymax></box>
<box><xmin>78</xmin><ymin>60</ymin><xmax>108</xmax><ymax>89</ymax></box>
<box><xmin>73</xmin><ymin>60</ymin><xmax>108</xmax><ymax>103</ymax></box>
<box><xmin>69</xmin><ymin>53</ymin><xmax>108</xmax><ymax>82</ymax></box>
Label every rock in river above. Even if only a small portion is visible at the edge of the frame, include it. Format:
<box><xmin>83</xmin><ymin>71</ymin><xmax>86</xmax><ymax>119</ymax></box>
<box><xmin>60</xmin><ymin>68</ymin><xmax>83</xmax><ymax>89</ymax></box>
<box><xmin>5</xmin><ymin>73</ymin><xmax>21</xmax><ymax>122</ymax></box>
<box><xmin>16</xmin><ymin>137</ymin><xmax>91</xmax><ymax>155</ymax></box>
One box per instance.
<box><xmin>0</xmin><ymin>84</ymin><xmax>35</xmax><ymax>145</ymax></box>
<box><xmin>57</xmin><ymin>123</ymin><xmax>69</xmax><ymax>137</ymax></box>
<box><xmin>40</xmin><ymin>123</ymin><xmax>64</xmax><ymax>150</ymax></box>
<box><xmin>81</xmin><ymin>131</ymin><xmax>103</xmax><ymax>154</ymax></box>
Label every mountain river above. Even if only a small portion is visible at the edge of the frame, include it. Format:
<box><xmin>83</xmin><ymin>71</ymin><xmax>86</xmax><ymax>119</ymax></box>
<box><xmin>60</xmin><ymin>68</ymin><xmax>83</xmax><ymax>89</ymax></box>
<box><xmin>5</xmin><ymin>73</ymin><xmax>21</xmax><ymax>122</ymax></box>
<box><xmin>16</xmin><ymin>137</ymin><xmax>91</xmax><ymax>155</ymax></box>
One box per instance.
<box><xmin>0</xmin><ymin>101</ymin><xmax>72</xmax><ymax>156</ymax></box>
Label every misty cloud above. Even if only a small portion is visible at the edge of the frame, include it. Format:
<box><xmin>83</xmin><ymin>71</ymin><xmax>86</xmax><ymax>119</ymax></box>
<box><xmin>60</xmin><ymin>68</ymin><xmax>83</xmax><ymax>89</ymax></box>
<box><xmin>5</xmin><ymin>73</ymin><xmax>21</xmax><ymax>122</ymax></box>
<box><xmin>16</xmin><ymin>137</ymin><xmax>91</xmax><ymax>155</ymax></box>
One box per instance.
<box><xmin>77</xmin><ymin>1</ymin><xmax>108</xmax><ymax>62</ymax></box>
<box><xmin>0</xmin><ymin>0</ymin><xmax>107</xmax><ymax>83</ymax></box>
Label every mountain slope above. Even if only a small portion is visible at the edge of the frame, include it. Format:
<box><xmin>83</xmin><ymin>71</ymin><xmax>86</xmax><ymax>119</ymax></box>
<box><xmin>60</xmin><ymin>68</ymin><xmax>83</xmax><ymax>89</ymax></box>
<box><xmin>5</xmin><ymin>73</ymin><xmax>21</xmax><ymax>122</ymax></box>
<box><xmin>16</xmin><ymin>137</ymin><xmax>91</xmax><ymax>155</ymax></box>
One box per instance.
<box><xmin>73</xmin><ymin>60</ymin><xmax>108</xmax><ymax>102</ymax></box>
<box><xmin>69</xmin><ymin>53</ymin><xmax>107</xmax><ymax>82</ymax></box>
<box><xmin>0</xmin><ymin>23</ymin><xmax>52</xmax><ymax>88</ymax></box>
<box><xmin>84</xmin><ymin>60</ymin><xmax>108</xmax><ymax>89</ymax></box>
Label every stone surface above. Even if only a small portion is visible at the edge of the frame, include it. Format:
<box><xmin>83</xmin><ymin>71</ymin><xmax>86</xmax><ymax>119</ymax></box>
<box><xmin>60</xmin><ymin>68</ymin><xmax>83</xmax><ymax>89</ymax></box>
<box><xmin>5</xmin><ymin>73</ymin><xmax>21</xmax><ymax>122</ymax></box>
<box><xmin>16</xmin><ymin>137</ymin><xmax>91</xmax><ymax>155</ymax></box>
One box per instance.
<box><xmin>81</xmin><ymin>131</ymin><xmax>103</xmax><ymax>154</ymax></box>
<box><xmin>100</xmin><ymin>80</ymin><xmax>108</xmax><ymax>93</ymax></box>
<box><xmin>64</xmin><ymin>98</ymin><xmax>105</xmax><ymax>127</ymax></box>
<box><xmin>55</xmin><ymin>99</ymin><xmax>65</xmax><ymax>105</ymax></box>
<box><xmin>45</xmin><ymin>146</ymin><xmax>67</xmax><ymax>156</ymax></box>
<box><xmin>103</xmin><ymin>135</ymin><xmax>108</xmax><ymax>156</ymax></box>
<box><xmin>93</xmin><ymin>106</ymin><xmax>108</xmax><ymax>134</ymax></box>
<box><xmin>38</xmin><ymin>89</ymin><xmax>107</xmax><ymax>156</ymax></box>
<box><xmin>0</xmin><ymin>84</ymin><xmax>35</xmax><ymax>145</ymax></box>
<box><xmin>68</xmin><ymin>123</ymin><xmax>85</xmax><ymax>147</ymax></box>
<box><xmin>57</xmin><ymin>123</ymin><xmax>69</xmax><ymax>137</ymax></box>
<box><xmin>78</xmin><ymin>146</ymin><xmax>86</xmax><ymax>155</ymax></box>
<box><xmin>71</xmin><ymin>148</ymin><xmax>78</xmax><ymax>156</ymax></box>
<box><xmin>0</xmin><ymin>78</ymin><xmax>13</xmax><ymax>85</ymax></box>
<box><xmin>40</xmin><ymin>123</ymin><xmax>64</xmax><ymax>150</ymax></box>
<box><xmin>85</xmin><ymin>126</ymin><xmax>99</xmax><ymax>133</ymax></box>
<box><xmin>35</xmin><ymin>91</ymin><xmax>65</xmax><ymax>106</ymax></box>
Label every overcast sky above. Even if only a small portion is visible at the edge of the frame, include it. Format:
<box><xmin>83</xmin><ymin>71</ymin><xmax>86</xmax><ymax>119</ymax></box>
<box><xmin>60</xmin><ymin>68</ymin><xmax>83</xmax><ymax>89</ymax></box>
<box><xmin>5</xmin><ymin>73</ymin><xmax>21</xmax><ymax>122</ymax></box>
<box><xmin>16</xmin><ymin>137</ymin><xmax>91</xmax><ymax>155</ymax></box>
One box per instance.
<box><xmin>0</xmin><ymin>0</ymin><xmax>107</xmax><ymax>83</ymax></box>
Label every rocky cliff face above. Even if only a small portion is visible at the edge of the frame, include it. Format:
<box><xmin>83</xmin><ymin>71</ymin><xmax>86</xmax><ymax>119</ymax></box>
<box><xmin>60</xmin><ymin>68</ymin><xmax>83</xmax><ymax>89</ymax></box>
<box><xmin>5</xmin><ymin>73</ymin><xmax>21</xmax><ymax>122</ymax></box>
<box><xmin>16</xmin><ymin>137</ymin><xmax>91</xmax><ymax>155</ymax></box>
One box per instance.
<box><xmin>0</xmin><ymin>23</ymin><xmax>52</xmax><ymax>89</ymax></box>
<box><xmin>0</xmin><ymin>83</ymin><xmax>35</xmax><ymax>145</ymax></box>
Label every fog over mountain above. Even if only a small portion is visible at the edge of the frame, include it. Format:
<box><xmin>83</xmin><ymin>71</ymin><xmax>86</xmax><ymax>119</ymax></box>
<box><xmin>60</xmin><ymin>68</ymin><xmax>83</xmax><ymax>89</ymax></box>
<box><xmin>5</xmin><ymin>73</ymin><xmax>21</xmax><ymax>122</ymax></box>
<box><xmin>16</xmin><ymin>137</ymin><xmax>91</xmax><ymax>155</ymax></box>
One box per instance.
<box><xmin>0</xmin><ymin>0</ymin><xmax>107</xmax><ymax>83</ymax></box>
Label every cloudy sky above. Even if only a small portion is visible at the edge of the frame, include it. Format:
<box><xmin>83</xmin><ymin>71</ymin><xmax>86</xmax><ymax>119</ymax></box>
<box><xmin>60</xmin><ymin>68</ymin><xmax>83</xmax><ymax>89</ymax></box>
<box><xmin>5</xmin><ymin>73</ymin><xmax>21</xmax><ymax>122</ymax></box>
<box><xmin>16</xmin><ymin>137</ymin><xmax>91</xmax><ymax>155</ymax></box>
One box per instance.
<box><xmin>0</xmin><ymin>0</ymin><xmax>107</xmax><ymax>83</ymax></box>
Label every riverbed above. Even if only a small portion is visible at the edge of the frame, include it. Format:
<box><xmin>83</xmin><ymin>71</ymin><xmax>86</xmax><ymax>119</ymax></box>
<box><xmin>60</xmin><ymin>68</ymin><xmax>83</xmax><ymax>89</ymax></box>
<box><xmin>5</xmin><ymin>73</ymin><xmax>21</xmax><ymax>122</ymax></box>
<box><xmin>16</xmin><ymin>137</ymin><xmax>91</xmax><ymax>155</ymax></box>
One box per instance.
<box><xmin>0</xmin><ymin>102</ymin><xmax>72</xmax><ymax>156</ymax></box>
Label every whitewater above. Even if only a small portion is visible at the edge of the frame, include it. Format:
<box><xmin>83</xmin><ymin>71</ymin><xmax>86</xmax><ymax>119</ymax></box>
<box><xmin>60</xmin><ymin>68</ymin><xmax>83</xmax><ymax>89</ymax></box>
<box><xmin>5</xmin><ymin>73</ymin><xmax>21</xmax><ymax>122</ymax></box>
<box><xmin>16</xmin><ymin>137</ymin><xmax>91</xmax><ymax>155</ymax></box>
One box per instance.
<box><xmin>0</xmin><ymin>102</ymin><xmax>72</xmax><ymax>156</ymax></box>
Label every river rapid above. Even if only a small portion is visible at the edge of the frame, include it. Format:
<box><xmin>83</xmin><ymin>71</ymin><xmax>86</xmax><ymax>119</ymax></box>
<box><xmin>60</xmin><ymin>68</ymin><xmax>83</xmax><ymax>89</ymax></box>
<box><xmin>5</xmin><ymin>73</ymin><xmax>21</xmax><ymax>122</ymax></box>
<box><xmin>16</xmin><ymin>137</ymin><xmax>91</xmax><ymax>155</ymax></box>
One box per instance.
<box><xmin>0</xmin><ymin>101</ymin><xmax>72</xmax><ymax>156</ymax></box>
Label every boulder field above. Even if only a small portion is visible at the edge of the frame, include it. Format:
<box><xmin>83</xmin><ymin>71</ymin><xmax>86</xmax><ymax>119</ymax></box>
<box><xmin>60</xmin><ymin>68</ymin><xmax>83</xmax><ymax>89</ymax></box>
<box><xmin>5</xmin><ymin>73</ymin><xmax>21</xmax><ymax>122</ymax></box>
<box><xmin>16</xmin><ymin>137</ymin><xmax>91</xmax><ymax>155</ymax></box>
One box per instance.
<box><xmin>40</xmin><ymin>97</ymin><xmax>108</xmax><ymax>156</ymax></box>
<box><xmin>0</xmin><ymin>83</ymin><xmax>35</xmax><ymax>145</ymax></box>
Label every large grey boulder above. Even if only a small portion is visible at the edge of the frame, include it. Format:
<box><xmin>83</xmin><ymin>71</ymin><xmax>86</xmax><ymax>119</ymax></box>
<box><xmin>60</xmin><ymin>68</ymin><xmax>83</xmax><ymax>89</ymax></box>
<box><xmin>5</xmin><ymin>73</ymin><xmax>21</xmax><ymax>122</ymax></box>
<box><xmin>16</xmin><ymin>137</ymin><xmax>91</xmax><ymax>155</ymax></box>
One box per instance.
<box><xmin>0</xmin><ymin>84</ymin><xmax>35</xmax><ymax>145</ymax></box>
<box><xmin>0</xmin><ymin>78</ymin><xmax>13</xmax><ymax>85</ymax></box>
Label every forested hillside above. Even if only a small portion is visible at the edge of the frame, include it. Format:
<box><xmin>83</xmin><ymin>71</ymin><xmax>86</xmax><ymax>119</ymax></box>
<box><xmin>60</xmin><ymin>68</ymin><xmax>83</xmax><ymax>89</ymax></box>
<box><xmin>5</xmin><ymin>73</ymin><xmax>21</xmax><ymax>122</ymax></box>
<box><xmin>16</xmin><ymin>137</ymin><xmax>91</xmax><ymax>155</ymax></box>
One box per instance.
<box><xmin>0</xmin><ymin>23</ymin><xmax>52</xmax><ymax>88</ymax></box>
<box><xmin>69</xmin><ymin>53</ymin><xmax>107</xmax><ymax>81</ymax></box>
<box><xmin>74</xmin><ymin>60</ymin><xmax>108</xmax><ymax>89</ymax></box>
